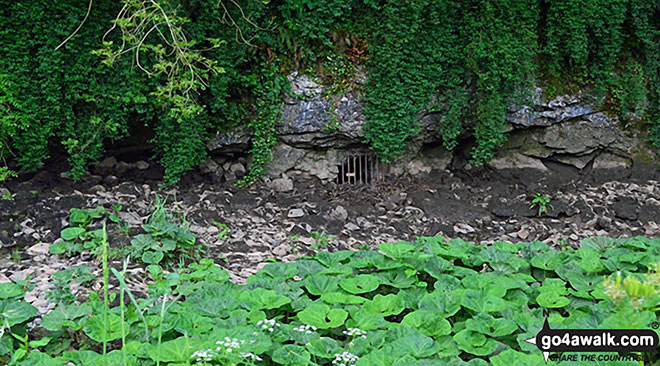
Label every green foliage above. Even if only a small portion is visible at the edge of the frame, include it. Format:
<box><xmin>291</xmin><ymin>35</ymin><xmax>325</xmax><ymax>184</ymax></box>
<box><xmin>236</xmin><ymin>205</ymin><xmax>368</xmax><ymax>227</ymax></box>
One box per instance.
<box><xmin>126</xmin><ymin>194</ymin><xmax>204</xmax><ymax>265</ymax></box>
<box><xmin>529</xmin><ymin>193</ymin><xmax>553</xmax><ymax>216</ymax></box>
<box><xmin>10</xmin><ymin>234</ymin><xmax>660</xmax><ymax>365</ymax></box>
<box><xmin>49</xmin><ymin>206</ymin><xmax>111</xmax><ymax>257</ymax></box>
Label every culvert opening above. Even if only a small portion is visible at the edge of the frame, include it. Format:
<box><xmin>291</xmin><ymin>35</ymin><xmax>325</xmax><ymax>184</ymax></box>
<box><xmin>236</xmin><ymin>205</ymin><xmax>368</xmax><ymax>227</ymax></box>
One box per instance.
<box><xmin>334</xmin><ymin>151</ymin><xmax>384</xmax><ymax>184</ymax></box>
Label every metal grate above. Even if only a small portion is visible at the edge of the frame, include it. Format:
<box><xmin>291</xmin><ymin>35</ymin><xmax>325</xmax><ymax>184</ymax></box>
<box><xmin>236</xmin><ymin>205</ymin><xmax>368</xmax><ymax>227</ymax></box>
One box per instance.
<box><xmin>335</xmin><ymin>151</ymin><xmax>383</xmax><ymax>184</ymax></box>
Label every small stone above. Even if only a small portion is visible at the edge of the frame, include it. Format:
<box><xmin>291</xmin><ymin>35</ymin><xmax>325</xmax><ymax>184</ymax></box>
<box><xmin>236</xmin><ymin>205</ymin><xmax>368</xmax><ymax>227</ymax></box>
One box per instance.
<box><xmin>97</xmin><ymin>156</ymin><xmax>117</xmax><ymax>169</ymax></box>
<box><xmin>103</xmin><ymin>175</ymin><xmax>118</xmax><ymax>185</ymax></box>
<box><xmin>0</xmin><ymin>187</ymin><xmax>10</xmax><ymax>197</ymax></box>
<box><xmin>517</xmin><ymin>229</ymin><xmax>530</xmax><ymax>240</ymax></box>
<box><xmin>89</xmin><ymin>184</ymin><xmax>106</xmax><ymax>193</ymax></box>
<box><xmin>9</xmin><ymin>270</ymin><xmax>29</xmax><ymax>282</ymax></box>
<box><xmin>569</xmin><ymin>233</ymin><xmax>579</xmax><ymax>241</ymax></box>
<box><xmin>345</xmin><ymin>222</ymin><xmax>360</xmax><ymax>231</ymax></box>
<box><xmin>273</xmin><ymin>178</ymin><xmax>294</xmax><ymax>192</ymax></box>
<box><xmin>288</xmin><ymin>208</ymin><xmax>304</xmax><ymax>218</ymax></box>
<box><xmin>272</xmin><ymin>244</ymin><xmax>288</xmax><ymax>256</ymax></box>
<box><xmin>135</xmin><ymin>160</ymin><xmax>149</xmax><ymax>170</ymax></box>
<box><xmin>26</xmin><ymin>242</ymin><xmax>50</xmax><ymax>256</ymax></box>
<box><xmin>230</xmin><ymin>163</ymin><xmax>247</xmax><ymax>177</ymax></box>
<box><xmin>327</xmin><ymin>205</ymin><xmax>348</xmax><ymax>222</ymax></box>
<box><xmin>0</xmin><ymin>272</ymin><xmax>11</xmax><ymax>283</ymax></box>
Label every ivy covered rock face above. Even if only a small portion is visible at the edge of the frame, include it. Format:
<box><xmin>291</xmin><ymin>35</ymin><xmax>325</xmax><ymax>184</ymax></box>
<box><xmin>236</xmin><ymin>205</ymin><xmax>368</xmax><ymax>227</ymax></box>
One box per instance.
<box><xmin>2</xmin><ymin>0</ymin><xmax>660</xmax><ymax>184</ymax></box>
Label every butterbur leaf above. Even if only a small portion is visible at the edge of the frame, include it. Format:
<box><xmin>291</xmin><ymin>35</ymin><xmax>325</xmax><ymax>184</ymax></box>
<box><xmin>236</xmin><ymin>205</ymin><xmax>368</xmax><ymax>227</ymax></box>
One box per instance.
<box><xmin>147</xmin><ymin>336</ymin><xmax>193</xmax><ymax>363</ymax></box>
<box><xmin>49</xmin><ymin>240</ymin><xmax>69</xmax><ymax>255</ymax></box>
<box><xmin>379</xmin><ymin>242</ymin><xmax>416</xmax><ymax>259</ymax></box>
<box><xmin>418</xmin><ymin>291</ymin><xmax>461</xmax><ymax>317</ymax></box>
<box><xmin>239</xmin><ymin>288</ymin><xmax>291</xmax><ymax>310</ymax></box>
<box><xmin>0</xmin><ymin>300</ymin><xmax>37</xmax><ymax>327</ymax></box>
<box><xmin>363</xmin><ymin>294</ymin><xmax>405</xmax><ymax>316</ymax></box>
<box><xmin>315</xmin><ymin>251</ymin><xmax>354</xmax><ymax>267</ymax></box>
<box><xmin>490</xmin><ymin>349</ymin><xmax>545</xmax><ymax>366</ymax></box>
<box><xmin>305</xmin><ymin>275</ymin><xmax>339</xmax><ymax>295</ymax></box>
<box><xmin>297</xmin><ymin>303</ymin><xmax>348</xmax><ymax>329</ymax></box>
<box><xmin>401</xmin><ymin>310</ymin><xmax>451</xmax><ymax>337</ymax></box>
<box><xmin>84</xmin><ymin>314</ymin><xmax>127</xmax><ymax>342</ymax></box>
<box><xmin>530</xmin><ymin>251</ymin><xmax>564</xmax><ymax>270</ymax></box>
<box><xmin>461</xmin><ymin>290</ymin><xmax>509</xmax><ymax>313</ymax></box>
<box><xmin>347</xmin><ymin>307</ymin><xmax>387</xmax><ymax>330</ymax></box>
<box><xmin>536</xmin><ymin>291</ymin><xmax>570</xmax><ymax>308</ymax></box>
<box><xmin>272</xmin><ymin>345</ymin><xmax>310</xmax><ymax>366</ymax></box>
<box><xmin>466</xmin><ymin>313</ymin><xmax>518</xmax><ymax>337</ymax></box>
<box><xmin>305</xmin><ymin>337</ymin><xmax>342</xmax><ymax>359</ymax></box>
<box><xmin>142</xmin><ymin>250</ymin><xmax>164</xmax><ymax>264</ymax></box>
<box><xmin>453</xmin><ymin>330</ymin><xmax>498</xmax><ymax>356</ymax></box>
<box><xmin>61</xmin><ymin>227</ymin><xmax>85</xmax><ymax>241</ymax></box>
<box><xmin>42</xmin><ymin>303</ymin><xmax>92</xmax><ymax>331</ymax></box>
<box><xmin>340</xmin><ymin>274</ymin><xmax>381</xmax><ymax>294</ymax></box>
<box><xmin>0</xmin><ymin>283</ymin><xmax>24</xmax><ymax>299</ymax></box>
<box><xmin>393</xmin><ymin>333</ymin><xmax>441</xmax><ymax>358</ymax></box>
<box><xmin>320</xmin><ymin>292</ymin><xmax>366</xmax><ymax>305</ymax></box>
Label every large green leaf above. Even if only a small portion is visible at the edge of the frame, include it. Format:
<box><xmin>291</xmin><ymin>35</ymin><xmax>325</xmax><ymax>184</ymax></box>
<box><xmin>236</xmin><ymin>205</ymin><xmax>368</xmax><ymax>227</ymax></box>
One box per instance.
<box><xmin>83</xmin><ymin>313</ymin><xmax>127</xmax><ymax>343</ymax></box>
<box><xmin>0</xmin><ymin>300</ymin><xmax>37</xmax><ymax>327</ymax></box>
<box><xmin>297</xmin><ymin>303</ymin><xmax>348</xmax><ymax>329</ymax></box>
<box><xmin>363</xmin><ymin>294</ymin><xmax>405</xmax><ymax>317</ymax></box>
<box><xmin>536</xmin><ymin>291</ymin><xmax>570</xmax><ymax>308</ymax></box>
<box><xmin>401</xmin><ymin>310</ymin><xmax>451</xmax><ymax>337</ymax></box>
<box><xmin>239</xmin><ymin>288</ymin><xmax>291</xmax><ymax>310</ymax></box>
<box><xmin>42</xmin><ymin>303</ymin><xmax>92</xmax><ymax>331</ymax></box>
<box><xmin>418</xmin><ymin>291</ymin><xmax>461</xmax><ymax>317</ymax></box>
<box><xmin>272</xmin><ymin>345</ymin><xmax>311</xmax><ymax>366</ymax></box>
<box><xmin>340</xmin><ymin>274</ymin><xmax>381</xmax><ymax>294</ymax></box>
<box><xmin>453</xmin><ymin>330</ymin><xmax>498</xmax><ymax>356</ymax></box>
<box><xmin>60</xmin><ymin>227</ymin><xmax>86</xmax><ymax>241</ymax></box>
<box><xmin>147</xmin><ymin>336</ymin><xmax>192</xmax><ymax>363</ymax></box>
<box><xmin>0</xmin><ymin>283</ymin><xmax>24</xmax><ymax>300</ymax></box>
<box><xmin>461</xmin><ymin>290</ymin><xmax>510</xmax><ymax>313</ymax></box>
<box><xmin>379</xmin><ymin>242</ymin><xmax>416</xmax><ymax>259</ymax></box>
<box><xmin>305</xmin><ymin>275</ymin><xmax>339</xmax><ymax>296</ymax></box>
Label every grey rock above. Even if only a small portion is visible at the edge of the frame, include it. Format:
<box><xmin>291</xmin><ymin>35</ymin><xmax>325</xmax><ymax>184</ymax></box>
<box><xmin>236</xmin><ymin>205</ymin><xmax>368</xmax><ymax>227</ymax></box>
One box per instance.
<box><xmin>266</xmin><ymin>144</ymin><xmax>308</xmax><ymax>176</ymax></box>
<box><xmin>26</xmin><ymin>242</ymin><xmax>50</xmax><ymax>256</ymax></box>
<box><xmin>97</xmin><ymin>156</ymin><xmax>117</xmax><ymax>169</ymax></box>
<box><xmin>207</xmin><ymin>125</ymin><xmax>251</xmax><ymax>152</ymax></box>
<box><xmin>489</xmin><ymin>152</ymin><xmax>548</xmax><ymax>171</ymax></box>
<box><xmin>288</xmin><ymin>208</ymin><xmax>305</xmax><ymax>218</ymax></box>
<box><xmin>230</xmin><ymin>163</ymin><xmax>247</xmax><ymax>177</ymax></box>
<box><xmin>288</xmin><ymin>72</ymin><xmax>323</xmax><ymax>97</ymax></box>
<box><xmin>552</xmin><ymin>153</ymin><xmax>596</xmax><ymax>169</ymax></box>
<box><xmin>326</xmin><ymin>205</ymin><xmax>348</xmax><ymax>222</ymax></box>
<box><xmin>199</xmin><ymin>158</ymin><xmax>220</xmax><ymax>174</ymax></box>
<box><xmin>135</xmin><ymin>160</ymin><xmax>149</xmax><ymax>170</ymax></box>
<box><xmin>345</xmin><ymin>222</ymin><xmax>360</xmax><ymax>231</ymax></box>
<box><xmin>592</xmin><ymin>153</ymin><xmax>631</xmax><ymax>170</ymax></box>
<box><xmin>0</xmin><ymin>187</ymin><xmax>10</xmax><ymax>197</ymax></box>
<box><xmin>272</xmin><ymin>177</ymin><xmax>294</xmax><ymax>192</ymax></box>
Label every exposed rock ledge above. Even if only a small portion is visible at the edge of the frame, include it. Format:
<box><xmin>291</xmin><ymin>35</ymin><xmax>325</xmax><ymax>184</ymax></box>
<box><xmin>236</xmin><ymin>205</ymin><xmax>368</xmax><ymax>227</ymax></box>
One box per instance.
<box><xmin>205</xmin><ymin>73</ymin><xmax>659</xmax><ymax>184</ymax></box>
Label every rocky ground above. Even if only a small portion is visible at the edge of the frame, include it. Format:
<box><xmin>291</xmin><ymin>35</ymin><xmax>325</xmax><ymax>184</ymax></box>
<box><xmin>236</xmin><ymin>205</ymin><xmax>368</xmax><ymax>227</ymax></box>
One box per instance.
<box><xmin>1</xmin><ymin>156</ymin><xmax>659</xmax><ymax>319</ymax></box>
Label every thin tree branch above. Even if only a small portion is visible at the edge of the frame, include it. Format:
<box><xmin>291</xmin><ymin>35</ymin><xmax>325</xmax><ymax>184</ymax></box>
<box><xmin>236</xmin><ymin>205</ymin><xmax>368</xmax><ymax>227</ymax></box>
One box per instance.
<box><xmin>55</xmin><ymin>0</ymin><xmax>93</xmax><ymax>51</ymax></box>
